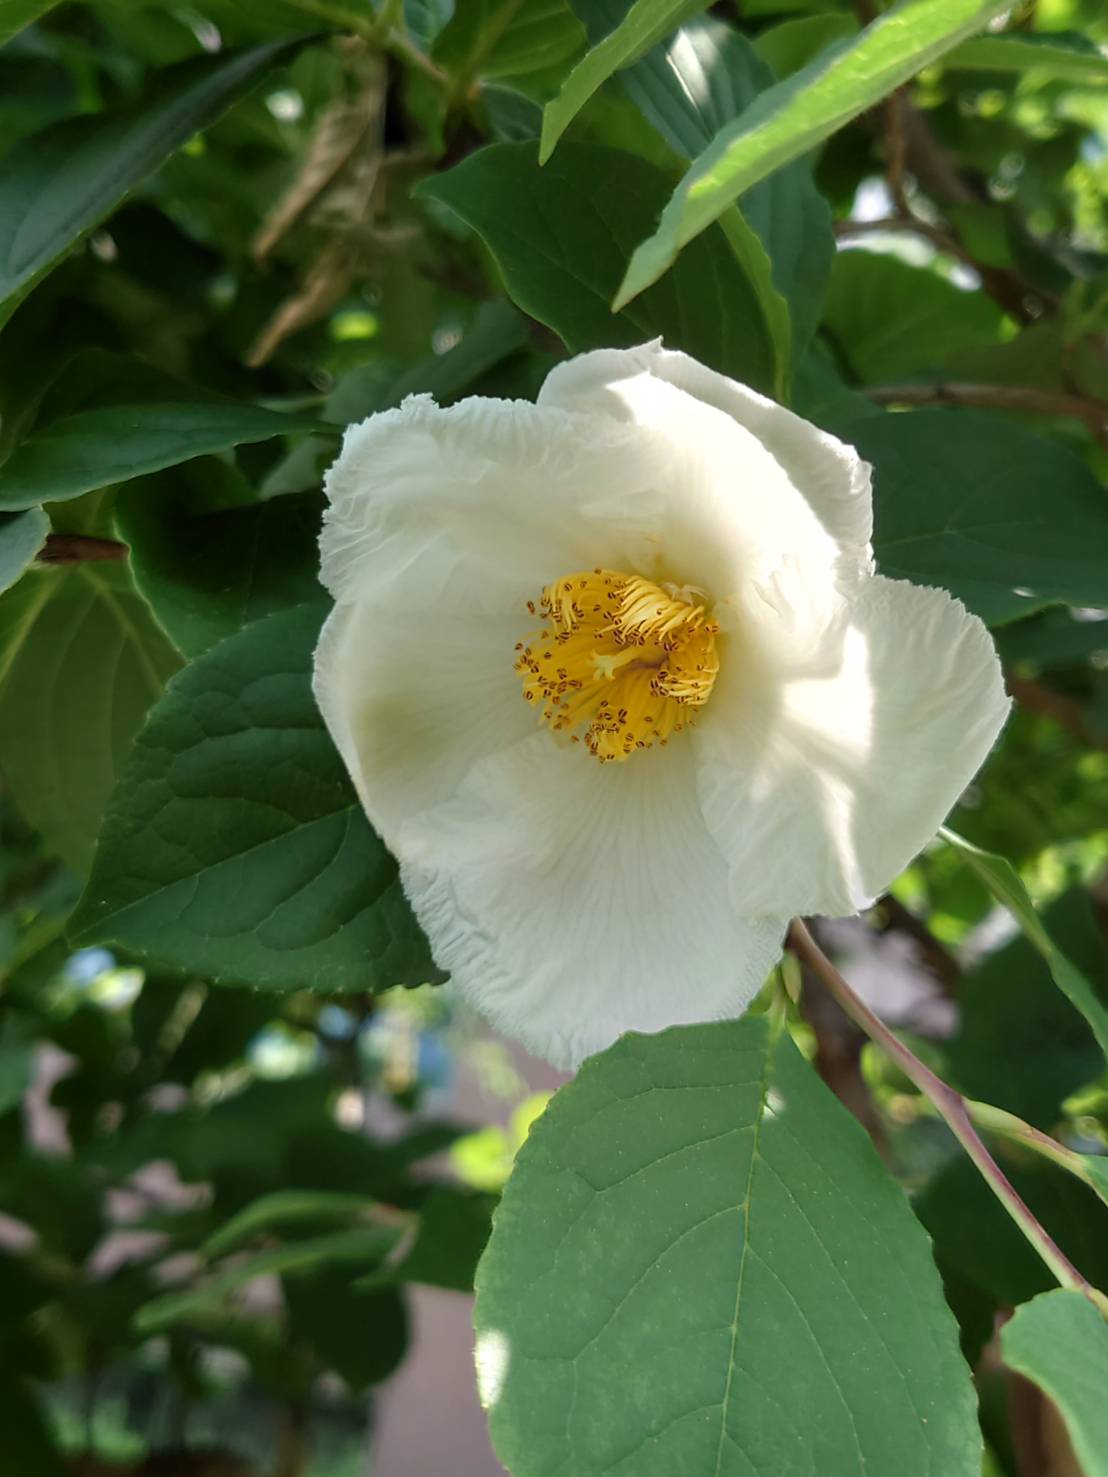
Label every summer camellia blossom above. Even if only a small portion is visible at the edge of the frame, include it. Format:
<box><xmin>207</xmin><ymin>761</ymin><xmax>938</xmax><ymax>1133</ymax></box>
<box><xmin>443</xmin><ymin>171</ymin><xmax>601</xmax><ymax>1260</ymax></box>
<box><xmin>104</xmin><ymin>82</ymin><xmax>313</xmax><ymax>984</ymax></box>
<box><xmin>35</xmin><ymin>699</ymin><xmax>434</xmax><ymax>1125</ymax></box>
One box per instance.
<box><xmin>313</xmin><ymin>342</ymin><xmax>1009</xmax><ymax>1069</ymax></box>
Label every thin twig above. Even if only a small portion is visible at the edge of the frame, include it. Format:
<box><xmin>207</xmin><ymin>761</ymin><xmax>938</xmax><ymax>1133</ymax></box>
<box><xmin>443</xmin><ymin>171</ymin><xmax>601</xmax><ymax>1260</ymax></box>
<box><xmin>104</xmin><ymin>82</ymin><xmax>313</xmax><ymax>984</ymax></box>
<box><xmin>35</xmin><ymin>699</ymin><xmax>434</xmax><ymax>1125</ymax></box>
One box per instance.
<box><xmin>834</xmin><ymin>214</ymin><xmax>981</xmax><ymax>274</ymax></box>
<box><xmin>876</xmin><ymin>893</ymin><xmax>960</xmax><ymax>997</ymax></box>
<box><xmin>883</xmin><ymin>91</ymin><xmax>911</xmax><ymax>217</ymax></box>
<box><xmin>37</xmin><ymin>535</ymin><xmax>128</xmax><ymax>565</ymax></box>
<box><xmin>867</xmin><ymin>380</ymin><xmax>1108</xmax><ymax>434</ymax></box>
<box><xmin>788</xmin><ymin>919</ymin><xmax>1108</xmax><ymax>1317</ymax></box>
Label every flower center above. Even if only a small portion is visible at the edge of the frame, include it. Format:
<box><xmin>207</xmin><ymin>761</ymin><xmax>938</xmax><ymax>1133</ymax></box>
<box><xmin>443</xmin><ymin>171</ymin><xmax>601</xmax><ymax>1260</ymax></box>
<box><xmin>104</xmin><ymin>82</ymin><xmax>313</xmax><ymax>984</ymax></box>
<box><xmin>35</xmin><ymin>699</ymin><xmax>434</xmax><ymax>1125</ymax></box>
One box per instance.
<box><xmin>514</xmin><ymin>569</ymin><xmax>720</xmax><ymax>763</ymax></box>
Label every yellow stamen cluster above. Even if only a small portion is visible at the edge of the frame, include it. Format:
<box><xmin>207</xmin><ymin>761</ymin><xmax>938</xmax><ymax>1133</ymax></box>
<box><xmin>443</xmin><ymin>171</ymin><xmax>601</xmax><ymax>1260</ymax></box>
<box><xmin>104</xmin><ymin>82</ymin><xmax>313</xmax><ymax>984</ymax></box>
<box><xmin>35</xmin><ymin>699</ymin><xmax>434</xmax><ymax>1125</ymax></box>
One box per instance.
<box><xmin>514</xmin><ymin>569</ymin><xmax>720</xmax><ymax>763</ymax></box>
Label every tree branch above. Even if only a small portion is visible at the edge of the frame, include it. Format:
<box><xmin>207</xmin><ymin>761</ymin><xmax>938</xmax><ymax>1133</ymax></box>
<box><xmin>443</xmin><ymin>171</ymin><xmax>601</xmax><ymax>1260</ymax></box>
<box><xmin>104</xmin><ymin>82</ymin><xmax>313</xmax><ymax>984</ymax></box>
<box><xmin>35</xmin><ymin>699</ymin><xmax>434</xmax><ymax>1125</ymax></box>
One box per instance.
<box><xmin>867</xmin><ymin>380</ymin><xmax>1108</xmax><ymax>433</ymax></box>
<box><xmin>788</xmin><ymin>919</ymin><xmax>1108</xmax><ymax>1317</ymax></box>
<box><xmin>37</xmin><ymin>535</ymin><xmax>128</xmax><ymax>565</ymax></box>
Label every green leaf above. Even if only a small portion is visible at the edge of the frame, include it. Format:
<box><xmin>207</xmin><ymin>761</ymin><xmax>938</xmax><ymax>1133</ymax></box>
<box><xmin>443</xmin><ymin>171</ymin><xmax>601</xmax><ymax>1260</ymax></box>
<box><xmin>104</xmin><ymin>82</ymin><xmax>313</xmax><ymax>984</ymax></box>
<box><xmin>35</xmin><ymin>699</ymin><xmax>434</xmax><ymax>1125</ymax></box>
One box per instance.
<box><xmin>434</xmin><ymin>0</ymin><xmax>585</xmax><ymax>83</ymax></box>
<box><xmin>823</xmin><ymin>252</ymin><xmax>1006</xmax><ymax>384</ymax></box>
<box><xmin>476</xmin><ymin>1018</ymin><xmax>979</xmax><ymax>1476</ymax></box>
<box><xmin>417</xmin><ymin>141</ymin><xmax>778</xmax><ymax>394</ymax></box>
<box><xmin>118</xmin><ymin>469</ymin><xmax>325</xmax><ymax>658</ymax></box>
<box><xmin>845</xmin><ymin>410</ymin><xmax>1108</xmax><ymax>626</ymax></box>
<box><xmin>71</xmin><ymin>604</ymin><xmax>439</xmax><ymax>993</ymax></box>
<box><xmin>946</xmin><ymin>30</ymin><xmax>1108</xmax><ymax>83</ymax></box>
<box><xmin>540</xmin><ymin>0</ymin><xmax>709</xmax><ymax>161</ymax></box>
<box><xmin>0</xmin><ymin>352</ymin><xmax>322</xmax><ymax>510</ymax></box>
<box><xmin>943</xmin><ymin>829</ymin><xmax>1108</xmax><ymax>1066</ymax></box>
<box><xmin>919</xmin><ymin>1156</ymin><xmax>1108</xmax><ymax>1329</ymax></box>
<box><xmin>396</xmin><ymin>1187</ymin><xmax>496</xmax><ymax>1292</ymax></box>
<box><xmin>0</xmin><ymin>1381</ymin><xmax>65</xmax><ymax>1477</ymax></box>
<box><xmin>0</xmin><ymin>564</ymin><xmax>181</xmax><ymax>872</ymax></box>
<box><xmin>0</xmin><ymin>37</ymin><xmax>307</xmax><ymax>318</ymax></box>
<box><xmin>0</xmin><ymin>507</ymin><xmax>45</xmax><ymax>592</ymax></box>
<box><xmin>1001</xmin><ymin>1291</ymin><xmax>1108</xmax><ymax>1477</ymax></box>
<box><xmin>325</xmin><ymin>298</ymin><xmax>531</xmax><ymax>426</ymax></box>
<box><xmin>577</xmin><ymin>8</ymin><xmax>833</xmax><ymax>364</ymax></box>
<box><xmin>948</xmin><ymin>890</ymin><xmax>1108</xmax><ymax>1130</ymax></box>
<box><xmin>285</xmin><ymin>1268</ymin><xmax>408</xmax><ymax>1390</ymax></box>
<box><xmin>202</xmin><ymin>1189</ymin><xmax>380</xmax><ymax>1260</ymax></box>
<box><xmin>0</xmin><ymin>1015</ymin><xmax>34</xmax><ymax>1115</ymax></box>
<box><xmin>135</xmin><ymin>1226</ymin><xmax>399</xmax><ymax>1335</ymax></box>
<box><xmin>0</xmin><ymin>0</ymin><xmax>61</xmax><ymax>47</ymax></box>
<box><xmin>613</xmin><ymin>0</ymin><xmax>1011</xmax><ymax>308</ymax></box>
<box><xmin>752</xmin><ymin>13</ymin><xmax>858</xmax><ymax>78</ymax></box>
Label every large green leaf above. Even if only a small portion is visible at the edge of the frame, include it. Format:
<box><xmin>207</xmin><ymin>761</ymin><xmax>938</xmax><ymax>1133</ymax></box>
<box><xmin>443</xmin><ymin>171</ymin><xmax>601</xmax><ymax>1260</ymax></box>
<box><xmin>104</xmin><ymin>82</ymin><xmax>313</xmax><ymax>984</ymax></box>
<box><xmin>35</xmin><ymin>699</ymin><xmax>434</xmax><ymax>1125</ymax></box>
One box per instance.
<box><xmin>946</xmin><ymin>30</ymin><xmax>1108</xmax><ymax>83</ymax></box>
<box><xmin>600</xmin><ymin>12</ymin><xmax>834</xmax><ymax>361</ymax></box>
<box><xmin>917</xmin><ymin>1157</ymin><xmax>1108</xmax><ymax>1311</ymax></box>
<box><xmin>540</xmin><ymin>0</ymin><xmax>710</xmax><ymax>160</ymax></box>
<box><xmin>476</xmin><ymin>1018</ymin><xmax>979</xmax><ymax>1476</ymax></box>
<box><xmin>0</xmin><ymin>563</ymin><xmax>181</xmax><ymax>872</ymax></box>
<box><xmin>0</xmin><ymin>37</ymin><xmax>305</xmax><ymax>317</ymax></box>
<box><xmin>613</xmin><ymin>0</ymin><xmax>1011</xmax><ymax>307</ymax></box>
<box><xmin>71</xmin><ymin>604</ymin><xmax>439</xmax><ymax>993</ymax></box>
<box><xmin>1001</xmin><ymin>1291</ymin><xmax>1108</xmax><ymax>1477</ymax></box>
<box><xmin>118</xmin><ymin>468</ymin><xmax>325</xmax><ymax>658</ymax></box>
<box><xmin>0</xmin><ymin>352</ymin><xmax>322</xmax><ymax>510</ymax></box>
<box><xmin>0</xmin><ymin>507</ymin><xmax>45</xmax><ymax>592</ymax></box>
<box><xmin>847</xmin><ymin>410</ymin><xmax>1108</xmax><ymax>626</ymax></box>
<box><xmin>947</xmin><ymin>889</ymin><xmax>1108</xmax><ymax>1130</ymax></box>
<box><xmin>417</xmin><ymin>141</ymin><xmax>778</xmax><ymax>394</ymax></box>
<box><xmin>823</xmin><ymin>252</ymin><xmax>1006</xmax><ymax>384</ymax></box>
<box><xmin>434</xmin><ymin>0</ymin><xmax>585</xmax><ymax>82</ymax></box>
<box><xmin>943</xmin><ymin>828</ymin><xmax>1108</xmax><ymax>1065</ymax></box>
<box><xmin>0</xmin><ymin>0</ymin><xmax>61</xmax><ymax>47</ymax></box>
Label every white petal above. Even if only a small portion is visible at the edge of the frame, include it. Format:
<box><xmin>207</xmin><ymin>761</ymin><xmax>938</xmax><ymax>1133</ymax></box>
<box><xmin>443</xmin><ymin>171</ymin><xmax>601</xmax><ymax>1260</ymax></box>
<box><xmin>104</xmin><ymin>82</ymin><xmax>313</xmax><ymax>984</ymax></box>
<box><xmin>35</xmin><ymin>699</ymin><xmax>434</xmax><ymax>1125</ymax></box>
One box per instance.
<box><xmin>694</xmin><ymin>575</ymin><xmax>1010</xmax><ymax>918</ymax></box>
<box><xmin>395</xmin><ymin>736</ymin><xmax>788</xmax><ymax>1069</ymax></box>
<box><xmin>319</xmin><ymin>392</ymin><xmax>677</xmax><ymax>615</ymax></box>
<box><xmin>313</xmin><ymin>600</ymin><xmax>537</xmax><ymax>838</ymax></box>
<box><xmin>539</xmin><ymin>342</ymin><xmax>874</xmax><ymax>587</ymax></box>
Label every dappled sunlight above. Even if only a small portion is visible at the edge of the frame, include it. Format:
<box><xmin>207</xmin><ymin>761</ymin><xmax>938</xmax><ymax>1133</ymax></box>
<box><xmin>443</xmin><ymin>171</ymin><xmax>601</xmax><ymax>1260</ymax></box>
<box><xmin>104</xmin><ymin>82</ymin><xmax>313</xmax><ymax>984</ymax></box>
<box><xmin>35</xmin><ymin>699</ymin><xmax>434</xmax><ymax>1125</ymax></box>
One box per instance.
<box><xmin>475</xmin><ymin>1327</ymin><xmax>512</xmax><ymax>1411</ymax></box>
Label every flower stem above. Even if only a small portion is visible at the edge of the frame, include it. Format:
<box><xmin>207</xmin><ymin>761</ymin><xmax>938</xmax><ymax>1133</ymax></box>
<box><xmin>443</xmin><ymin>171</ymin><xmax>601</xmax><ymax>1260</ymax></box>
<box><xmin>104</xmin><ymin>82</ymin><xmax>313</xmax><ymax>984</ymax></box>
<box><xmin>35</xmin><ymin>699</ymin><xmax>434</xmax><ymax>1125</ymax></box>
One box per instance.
<box><xmin>788</xmin><ymin>919</ymin><xmax>1108</xmax><ymax>1318</ymax></box>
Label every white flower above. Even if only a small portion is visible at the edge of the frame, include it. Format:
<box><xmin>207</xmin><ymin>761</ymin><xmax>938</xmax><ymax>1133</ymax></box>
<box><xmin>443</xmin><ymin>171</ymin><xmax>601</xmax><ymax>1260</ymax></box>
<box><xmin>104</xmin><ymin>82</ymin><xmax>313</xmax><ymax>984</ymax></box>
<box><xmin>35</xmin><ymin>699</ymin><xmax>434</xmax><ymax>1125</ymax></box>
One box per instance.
<box><xmin>313</xmin><ymin>342</ymin><xmax>1008</xmax><ymax>1069</ymax></box>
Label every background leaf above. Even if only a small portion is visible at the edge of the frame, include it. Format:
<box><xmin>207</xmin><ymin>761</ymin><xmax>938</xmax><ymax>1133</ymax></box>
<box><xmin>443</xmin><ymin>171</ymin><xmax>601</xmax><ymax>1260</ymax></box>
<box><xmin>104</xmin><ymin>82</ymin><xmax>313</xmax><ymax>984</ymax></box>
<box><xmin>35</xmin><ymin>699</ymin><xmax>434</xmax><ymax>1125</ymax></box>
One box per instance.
<box><xmin>0</xmin><ymin>563</ymin><xmax>180</xmax><ymax>872</ymax></box>
<box><xmin>615</xmin><ymin>0</ymin><xmax>1011</xmax><ymax>306</ymax></box>
<box><xmin>0</xmin><ymin>351</ymin><xmax>323</xmax><ymax>509</ymax></box>
<box><xmin>540</xmin><ymin>0</ymin><xmax>710</xmax><ymax>160</ymax></box>
<box><xmin>1001</xmin><ymin>1290</ymin><xmax>1108</xmax><ymax>1477</ymax></box>
<box><xmin>118</xmin><ymin>468</ymin><xmax>326</xmax><ymax>658</ymax></box>
<box><xmin>574</xmin><ymin>6</ymin><xmax>834</xmax><ymax>361</ymax></box>
<box><xmin>943</xmin><ymin>827</ymin><xmax>1108</xmax><ymax>1064</ymax></box>
<box><xmin>848</xmin><ymin>410</ymin><xmax>1108</xmax><ymax>625</ymax></box>
<box><xmin>0</xmin><ymin>506</ymin><xmax>45</xmax><ymax>592</ymax></box>
<box><xmin>476</xmin><ymin>1018</ymin><xmax>979</xmax><ymax>1476</ymax></box>
<box><xmin>0</xmin><ymin>37</ymin><xmax>306</xmax><ymax>317</ymax></box>
<box><xmin>417</xmin><ymin>140</ymin><xmax>778</xmax><ymax>393</ymax></box>
<box><xmin>0</xmin><ymin>0</ymin><xmax>61</xmax><ymax>48</ymax></box>
<box><xmin>72</xmin><ymin>603</ymin><xmax>439</xmax><ymax>993</ymax></box>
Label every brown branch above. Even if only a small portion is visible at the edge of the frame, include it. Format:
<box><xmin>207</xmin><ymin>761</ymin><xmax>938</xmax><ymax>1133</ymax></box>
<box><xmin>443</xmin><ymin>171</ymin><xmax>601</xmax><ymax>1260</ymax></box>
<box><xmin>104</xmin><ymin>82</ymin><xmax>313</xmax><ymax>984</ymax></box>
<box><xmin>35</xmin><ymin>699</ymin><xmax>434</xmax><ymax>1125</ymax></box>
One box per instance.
<box><xmin>876</xmin><ymin>893</ymin><xmax>960</xmax><ymax>997</ymax></box>
<box><xmin>797</xmin><ymin>948</ymin><xmax>889</xmax><ymax>1156</ymax></box>
<box><xmin>37</xmin><ymin>534</ymin><xmax>128</xmax><ymax>565</ymax></box>
<box><xmin>834</xmin><ymin>214</ymin><xmax>981</xmax><ymax>275</ymax></box>
<box><xmin>881</xmin><ymin>101</ymin><xmax>1053</xmax><ymax>323</ymax></box>
<box><xmin>883</xmin><ymin>91</ymin><xmax>911</xmax><ymax>218</ymax></box>
<box><xmin>867</xmin><ymin>380</ymin><xmax>1108</xmax><ymax>433</ymax></box>
<box><xmin>788</xmin><ymin>919</ymin><xmax>1108</xmax><ymax>1313</ymax></box>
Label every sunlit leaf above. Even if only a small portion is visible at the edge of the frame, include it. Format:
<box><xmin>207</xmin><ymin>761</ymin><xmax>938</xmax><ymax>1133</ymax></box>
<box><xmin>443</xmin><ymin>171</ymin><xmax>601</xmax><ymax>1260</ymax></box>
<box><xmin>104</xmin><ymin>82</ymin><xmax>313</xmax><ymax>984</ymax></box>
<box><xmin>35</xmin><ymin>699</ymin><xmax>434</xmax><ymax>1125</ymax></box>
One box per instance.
<box><xmin>477</xmin><ymin>1018</ymin><xmax>979</xmax><ymax>1475</ymax></box>
<box><xmin>613</xmin><ymin>0</ymin><xmax>1011</xmax><ymax>307</ymax></box>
